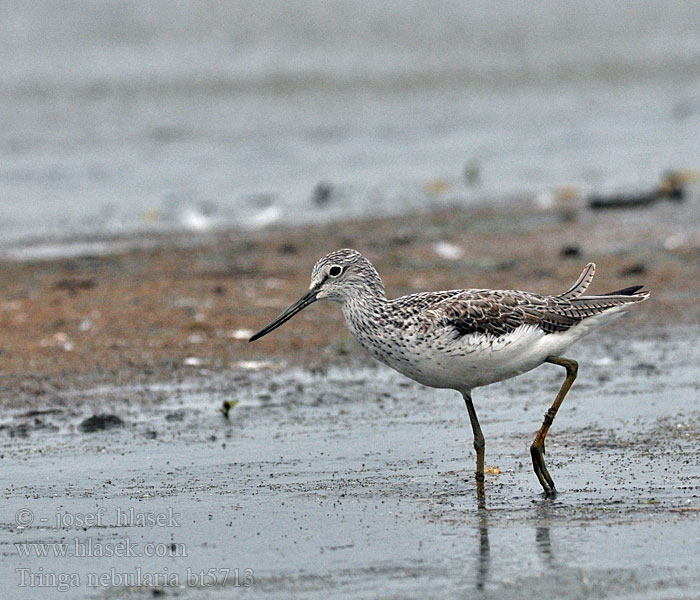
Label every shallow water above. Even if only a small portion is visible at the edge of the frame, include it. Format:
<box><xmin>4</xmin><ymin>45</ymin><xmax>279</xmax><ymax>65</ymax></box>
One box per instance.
<box><xmin>1</xmin><ymin>1</ymin><xmax>699</xmax><ymax>247</ymax></box>
<box><xmin>1</xmin><ymin>327</ymin><xmax>699</xmax><ymax>597</ymax></box>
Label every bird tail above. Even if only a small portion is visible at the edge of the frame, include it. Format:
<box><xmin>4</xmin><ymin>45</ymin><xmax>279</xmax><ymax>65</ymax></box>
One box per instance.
<box><xmin>559</xmin><ymin>262</ymin><xmax>596</xmax><ymax>299</ymax></box>
<box><xmin>559</xmin><ymin>262</ymin><xmax>649</xmax><ymax>307</ymax></box>
<box><xmin>568</xmin><ymin>287</ymin><xmax>650</xmax><ymax>316</ymax></box>
<box><xmin>598</xmin><ymin>285</ymin><xmax>645</xmax><ymax>297</ymax></box>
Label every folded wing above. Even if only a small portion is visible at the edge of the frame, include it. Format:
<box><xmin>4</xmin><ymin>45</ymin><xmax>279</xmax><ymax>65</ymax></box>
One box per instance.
<box><xmin>425</xmin><ymin>280</ymin><xmax>648</xmax><ymax>339</ymax></box>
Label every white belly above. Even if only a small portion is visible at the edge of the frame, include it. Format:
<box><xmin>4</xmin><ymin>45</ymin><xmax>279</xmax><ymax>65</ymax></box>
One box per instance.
<box><xmin>387</xmin><ymin>326</ymin><xmax>558</xmax><ymax>390</ymax></box>
<box><xmin>352</xmin><ymin>310</ymin><xmax>621</xmax><ymax>392</ymax></box>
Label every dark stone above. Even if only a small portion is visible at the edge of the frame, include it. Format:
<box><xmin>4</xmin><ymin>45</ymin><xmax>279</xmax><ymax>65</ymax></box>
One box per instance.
<box><xmin>619</xmin><ymin>263</ymin><xmax>647</xmax><ymax>277</ymax></box>
<box><xmin>53</xmin><ymin>279</ymin><xmax>96</xmax><ymax>294</ymax></box>
<box><xmin>588</xmin><ymin>191</ymin><xmax>657</xmax><ymax>209</ymax></box>
<box><xmin>79</xmin><ymin>414</ymin><xmax>124</xmax><ymax>433</ymax></box>
<box><xmin>560</xmin><ymin>245</ymin><xmax>581</xmax><ymax>258</ymax></box>
<box><xmin>311</xmin><ymin>181</ymin><xmax>333</xmax><ymax>206</ymax></box>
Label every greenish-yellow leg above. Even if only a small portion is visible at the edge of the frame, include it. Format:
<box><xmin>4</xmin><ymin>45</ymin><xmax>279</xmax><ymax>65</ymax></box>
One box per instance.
<box><xmin>463</xmin><ymin>393</ymin><xmax>486</xmax><ymax>507</ymax></box>
<box><xmin>530</xmin><ymin>356</ymin><xmax>578</xmax><ymax>496</ymax></box>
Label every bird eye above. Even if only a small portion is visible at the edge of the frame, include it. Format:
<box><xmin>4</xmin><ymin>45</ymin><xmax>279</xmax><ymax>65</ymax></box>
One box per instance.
<box><xmin>329</xmin><ymin>265</ymin><xmax>343</xmax><ymax>277</ymax></box>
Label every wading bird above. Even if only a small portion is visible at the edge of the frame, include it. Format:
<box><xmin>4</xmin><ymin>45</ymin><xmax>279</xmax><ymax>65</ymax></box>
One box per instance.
<box><xmin>250</xmin><ymin>249</ymin><xmax>648</xmax><ymax>500</ymax></box>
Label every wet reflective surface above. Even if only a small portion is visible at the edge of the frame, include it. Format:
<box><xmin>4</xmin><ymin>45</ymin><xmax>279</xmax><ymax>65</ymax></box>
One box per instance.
<box><xmin>1</xmin><ymin>328</ymin><xmax>699</xmax><ymax>597</ymax></box>
<box><xmin>2</xmin><ymin>1</ymin><xmax>699</xmax><ymax>246</ymax></box>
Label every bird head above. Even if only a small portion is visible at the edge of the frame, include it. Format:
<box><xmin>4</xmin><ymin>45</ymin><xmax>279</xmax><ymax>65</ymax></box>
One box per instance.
<box><xmin>249</xmin><ymin>249</ymin><xmax>383</xmax><ymax>342</ymax></box>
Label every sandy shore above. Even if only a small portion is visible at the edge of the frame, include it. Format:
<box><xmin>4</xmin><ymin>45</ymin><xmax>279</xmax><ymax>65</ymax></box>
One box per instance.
<box><xmin>2</xmin><ymin>321</ymin><xmax>699</xmax><ymax>598</ymax></box>
<box><xmin>2</xmin><ymin>197</ymin><xmax>700</xmax><ymax>598</ymax></box>
<box><xmin>1</xmin><ymin>196</ymin><xmax>698</xmax><ymax>403</ymax></box>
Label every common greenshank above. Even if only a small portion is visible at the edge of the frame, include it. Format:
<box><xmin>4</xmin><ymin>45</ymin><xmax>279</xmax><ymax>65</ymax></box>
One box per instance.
<box><xmin>250</xmin><ymin>249</ymin><xmax>649</xmax><ymax>500</ymax></box>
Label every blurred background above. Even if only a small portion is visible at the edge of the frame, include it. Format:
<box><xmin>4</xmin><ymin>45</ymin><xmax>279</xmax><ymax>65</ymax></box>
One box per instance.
<box><xmin>1</xmin><ymin>0</ymin><xmax>699</xmax><ymax>249</ymax></box>
<box><xmin>2</xmin><ymin>6</ymin><xmax>699</xmax><ymax>597</ymax></box>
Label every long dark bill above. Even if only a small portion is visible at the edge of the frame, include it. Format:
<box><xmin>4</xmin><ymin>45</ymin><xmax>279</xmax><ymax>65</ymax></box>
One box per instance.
<box><xmin>249</xmin><ymin>289</ymin><xmax>317</xmax><ymax>342</ymax></box>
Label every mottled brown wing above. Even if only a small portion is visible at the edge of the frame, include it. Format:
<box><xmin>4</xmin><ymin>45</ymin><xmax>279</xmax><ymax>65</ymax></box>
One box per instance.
<box><xmin>426</xmin><ymin>290</ymin><xmax>581</xmax><ymax>338</ymax></box>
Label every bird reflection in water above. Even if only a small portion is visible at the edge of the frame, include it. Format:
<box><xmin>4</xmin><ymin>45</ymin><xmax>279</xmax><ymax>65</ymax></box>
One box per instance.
<box><xmin>472</xmin><ymin>500</ymin><xmax>556</xmax><ymax>591</ymax></box>
<box><xmin>536</xmin><ymin>525</ymin><xmax>554</xmax><ymax>567</ymax></box>
<box><xmin>476</xmin><ymin>509</ymin><xmax>490</xmax><ymax>591</ymax></box>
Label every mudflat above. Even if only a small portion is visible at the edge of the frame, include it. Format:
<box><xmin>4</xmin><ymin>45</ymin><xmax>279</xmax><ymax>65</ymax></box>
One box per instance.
<box><xmin>2</xmin><ymin>198</ymin><xmax>699</xmax><ymax>598</ymax></box>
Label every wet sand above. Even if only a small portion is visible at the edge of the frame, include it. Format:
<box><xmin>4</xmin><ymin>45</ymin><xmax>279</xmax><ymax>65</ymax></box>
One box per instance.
<box><xmin>1</xmin><ymin>195</ymin><xmax>698</xmax><ymax>388</ymax></box>
<box><xmin>1</xmin><ymin>329</ymin><xmax>699</xmax><ymax>598</ymax></box>
<box><xmin>2</xmin><ymin>198</ymin><xmax>700</xmax><ymax>598</ymax></box>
